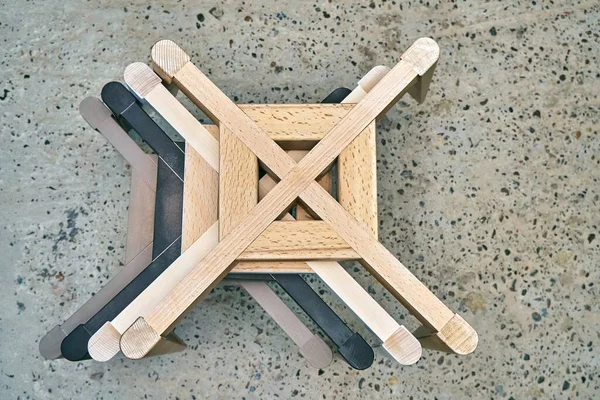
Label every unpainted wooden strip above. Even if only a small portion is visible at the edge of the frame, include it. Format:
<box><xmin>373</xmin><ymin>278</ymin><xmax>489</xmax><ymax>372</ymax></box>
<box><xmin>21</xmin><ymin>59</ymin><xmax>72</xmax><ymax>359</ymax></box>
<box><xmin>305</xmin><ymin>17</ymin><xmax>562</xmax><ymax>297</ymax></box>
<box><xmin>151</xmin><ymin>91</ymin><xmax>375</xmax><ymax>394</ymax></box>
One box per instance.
<box><xmin>126</xmin><ymin>62</ymin><xmax>220</xmax><ymax>171</ymax></box>
<box><xmin>337</xmin><ymin>120</ymin><xmax>378</xmax><ymax>237</ymax></box>
<box><xmin>240</xmin><ymin>221</ymin><xmax>359</xmax><ymax>261</ymax></box>
<box><xmin>239</xmin><ymin>103</ymin><xmax>352</xmax><ymax>148</ymax></box>
<box><xmin>413</xmin><ymin>314</ymin><xmax>479</xmax><ymax>355</ymax></box>
<box><xmin>228</xmin><ymin>261</ymin><xmax>312</xmax><ymax>273</ymax></box>
<box><xmin>181</xmin><ymin>142</ymin><xmax>219</xmax><ymax>252</ymax></box>
<box><xmin>219</xmin><ymin>127</ymin><xmax>258</xmax><ymax>239</ymax></box>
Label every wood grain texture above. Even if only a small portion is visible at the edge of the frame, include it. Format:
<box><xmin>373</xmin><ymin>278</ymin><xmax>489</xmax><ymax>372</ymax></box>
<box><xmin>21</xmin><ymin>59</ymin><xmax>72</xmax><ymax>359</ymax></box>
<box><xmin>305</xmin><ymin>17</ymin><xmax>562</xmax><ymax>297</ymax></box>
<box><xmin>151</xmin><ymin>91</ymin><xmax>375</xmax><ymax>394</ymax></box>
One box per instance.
<box><xmin>336</xmin><ymin>67</ymin><xmax>383</xmax><ymax>236</ymax></box>
<box><xmin>400</xmin><ymin>37</ymin><xmax>439</xmax><ymax>104</ymax></box>
<box><xmin>228</xmin><ymin>261</ymin><xmax>312</xmax><ymax>273</ymax></box>
<box><xmin>413</xmin><ymin>314</ymin><xmax>479</xmax><ymax>355</ymax></box>
<box><xmin>181</xmin><ymin>144</ymin><xmax>219</xmax><ymax>252</ymax></box>
<box><xmin>239</xmin><ymin>104</ymin><xmax>353</xmax><ymax>149</ymax></box>
<box><xmin>122</xmin><ymin>38</ymin><xmax>475</xmax><ymax>358</ymax></box>
<box><xmin>240</xmin><ymin>221</ymin><xmax>358</xmax><ymax>261</ymax></box>
<box><xmin>89</xmin><ymin>322</ymin><xmax>122</xmax><ymax>362</ymax></box>
<box><xmin>296</xmin><ymin>171</ymin><xmax>331</xmax><ymax>220</ymax></box>
<box><xmin>342</xmin><ymin>66</ymin><xmax>391</xmax><ymax>104</ymax></box>
<box><xmin>287</xmin><ymin>150</ymin><xmax>332</xmax><ymax>220</ymax></box>
<box><xmin>382</xmin><ymin>327</ymin><xmax>422</xmax><ymax>365</ymax></box>
<box><xmin>123</xmin><ymin>62</ymin><xmax>162</xmax><ymax>98</ymax></box>
<box><xmin>126</xmin><ymin>63</ymin><xmax>220</xmax><ymax>172</ymax></box>
<box><xmin>219</xmin><ymin>127</ymin><xmax>258</xmax><ymax>239</ymax></box>
<box><xmin>337</xmin><ymin>120</ymin><xmax>378</xmax><ymax>237</ymax></box>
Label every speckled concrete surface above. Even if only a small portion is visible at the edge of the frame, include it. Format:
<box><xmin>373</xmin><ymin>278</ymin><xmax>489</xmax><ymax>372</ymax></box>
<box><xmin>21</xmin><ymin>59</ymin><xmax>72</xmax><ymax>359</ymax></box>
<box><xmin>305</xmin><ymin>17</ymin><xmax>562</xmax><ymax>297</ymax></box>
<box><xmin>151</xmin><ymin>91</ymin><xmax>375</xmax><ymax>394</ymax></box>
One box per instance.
<box><xmin>1</xmin><ymin>1</ymin><xmax>598</xmax><ymax>399</ymax></box>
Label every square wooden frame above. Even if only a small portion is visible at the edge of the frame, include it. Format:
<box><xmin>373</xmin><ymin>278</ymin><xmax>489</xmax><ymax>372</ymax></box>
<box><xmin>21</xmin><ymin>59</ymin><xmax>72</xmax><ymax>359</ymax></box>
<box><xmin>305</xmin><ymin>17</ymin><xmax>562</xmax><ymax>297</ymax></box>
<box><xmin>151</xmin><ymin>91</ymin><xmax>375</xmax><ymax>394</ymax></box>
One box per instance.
<box><xmin>182</xmin><ymin>104</ymin><xmax>378</xmax><ymax>272</ymax></box>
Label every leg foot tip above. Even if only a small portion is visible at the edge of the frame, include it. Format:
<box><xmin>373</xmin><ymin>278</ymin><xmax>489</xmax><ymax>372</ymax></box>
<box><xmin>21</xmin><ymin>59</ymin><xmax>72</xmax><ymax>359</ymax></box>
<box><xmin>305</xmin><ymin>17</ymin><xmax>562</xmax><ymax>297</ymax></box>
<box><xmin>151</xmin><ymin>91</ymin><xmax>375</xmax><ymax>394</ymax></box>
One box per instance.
<box><xmin>382</xmin><ymin>326</ymin><xmax>422</xmax><ymax>365</ymax></box>
<box><xmin>120</xmin><ymin>317</ymin><xmax>161</xmax><ymax>360</ymax></box>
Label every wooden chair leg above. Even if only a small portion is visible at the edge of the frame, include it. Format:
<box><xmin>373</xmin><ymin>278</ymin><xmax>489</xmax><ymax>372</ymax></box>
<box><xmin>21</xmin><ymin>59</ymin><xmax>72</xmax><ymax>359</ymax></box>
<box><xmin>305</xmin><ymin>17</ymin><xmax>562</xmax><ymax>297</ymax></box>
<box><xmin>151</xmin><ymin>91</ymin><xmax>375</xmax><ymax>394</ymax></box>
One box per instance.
<box><xmin>413</xmin><ymin>314</ymin><xmax>478</xmax><ymax>355</ymax></box>
<box><xmin>119</xmin><ymin>318</ymin><xmax>187</xmax><ymax>359</ymax></box>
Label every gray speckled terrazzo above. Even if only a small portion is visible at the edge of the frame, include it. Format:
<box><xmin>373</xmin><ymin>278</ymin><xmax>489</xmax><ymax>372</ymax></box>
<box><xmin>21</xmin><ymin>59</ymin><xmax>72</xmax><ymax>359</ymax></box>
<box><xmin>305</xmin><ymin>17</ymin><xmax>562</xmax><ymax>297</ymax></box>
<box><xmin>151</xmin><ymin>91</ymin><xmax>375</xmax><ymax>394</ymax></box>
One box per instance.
<box><xmin>1</xmin><ymin>1</ymin><xmax>598</xmax><ymax>399</ymax></box>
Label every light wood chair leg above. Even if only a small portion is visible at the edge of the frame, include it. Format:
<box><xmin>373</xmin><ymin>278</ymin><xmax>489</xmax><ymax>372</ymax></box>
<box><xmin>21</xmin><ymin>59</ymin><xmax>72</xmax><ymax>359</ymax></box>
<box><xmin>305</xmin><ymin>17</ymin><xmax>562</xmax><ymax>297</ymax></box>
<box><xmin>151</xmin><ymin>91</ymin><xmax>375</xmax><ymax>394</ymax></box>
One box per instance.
<box><xmin>413</xmin><ymin>314</ymin><xmax>478</xmax><ymax>355</ymax></box>
<box><xmin>120</xmin><ymin>318</ymin><xmax>187</xmax><ymax>359</ymax></box>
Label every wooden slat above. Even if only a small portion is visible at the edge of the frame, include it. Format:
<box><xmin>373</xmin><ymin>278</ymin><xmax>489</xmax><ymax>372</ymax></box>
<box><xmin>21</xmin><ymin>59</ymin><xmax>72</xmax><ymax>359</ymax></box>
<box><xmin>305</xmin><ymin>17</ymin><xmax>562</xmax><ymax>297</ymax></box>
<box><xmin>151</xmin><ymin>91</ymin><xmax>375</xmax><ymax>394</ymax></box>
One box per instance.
<box><xmin>181</xmin><ymin>143</ymin><xmax>219</xmax><ymax>252</ymax></box>
<box><xmin>337</xmin><ymin>121</ymin><xmax>378</xmax><ymax>237</ymax></box>
<box><xmin>230</xmin><ymin>261</ymin><xmax>312</xmax><ymax>273</ymax></box>
<box><xmin>239</xmin><ymin>104</ymin><xmax>352</xmax><ymax>149</ymax></box>
<box><xmin>123</xmin><ymin>62</ymin><xmax>220</xmax><ymax>171</ymax></box>
<box><xmin>240</xmin><ymin>221</ymin><xmax>358</xmax><ymax>261</ymax></box>
<box><xmin>219</xmin><ymin>127</ymin><xmax>258</xmax><ymax>239</ymax></box>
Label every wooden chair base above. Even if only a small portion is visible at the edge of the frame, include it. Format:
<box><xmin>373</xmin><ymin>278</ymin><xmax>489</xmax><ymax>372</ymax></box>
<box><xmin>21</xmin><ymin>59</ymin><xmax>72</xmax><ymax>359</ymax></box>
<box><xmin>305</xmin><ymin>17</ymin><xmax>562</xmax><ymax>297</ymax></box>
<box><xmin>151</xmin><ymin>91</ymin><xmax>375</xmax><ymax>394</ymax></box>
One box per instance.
<box><xmin>46</xmin><ymin>37</ymin><xmax>479</xmax><ymax>371</ymax></box>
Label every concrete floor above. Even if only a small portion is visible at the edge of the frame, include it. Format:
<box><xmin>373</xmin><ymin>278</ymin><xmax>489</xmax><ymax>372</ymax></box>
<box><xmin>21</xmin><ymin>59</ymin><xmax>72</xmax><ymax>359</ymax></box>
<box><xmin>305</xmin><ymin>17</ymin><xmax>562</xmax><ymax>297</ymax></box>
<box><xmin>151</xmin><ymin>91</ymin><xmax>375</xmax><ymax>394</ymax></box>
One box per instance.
<box><xmin>1</xmin><ymin>1</ymin><xmax>598</xmax><ymax>398</ymax></box>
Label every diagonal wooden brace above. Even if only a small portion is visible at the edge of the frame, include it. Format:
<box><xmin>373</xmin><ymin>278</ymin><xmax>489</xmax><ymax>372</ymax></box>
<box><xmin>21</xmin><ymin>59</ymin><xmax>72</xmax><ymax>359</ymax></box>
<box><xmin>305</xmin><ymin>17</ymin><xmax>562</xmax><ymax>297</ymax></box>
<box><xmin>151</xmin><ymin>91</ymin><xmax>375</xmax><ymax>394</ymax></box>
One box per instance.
<box><xmin>120</xmin><ymin>38</ymin><xmax>476</xmax><ymax>358</ymax></box>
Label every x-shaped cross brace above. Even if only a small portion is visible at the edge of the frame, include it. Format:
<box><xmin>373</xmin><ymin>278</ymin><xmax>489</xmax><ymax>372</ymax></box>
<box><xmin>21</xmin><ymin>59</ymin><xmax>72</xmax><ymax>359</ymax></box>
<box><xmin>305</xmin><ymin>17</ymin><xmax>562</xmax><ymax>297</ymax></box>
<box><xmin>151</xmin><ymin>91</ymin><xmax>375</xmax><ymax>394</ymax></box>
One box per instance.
<box><xmin>119</xmin><ymin>38</ymin><xmax>478</xmax><ymax>359</ymax></box>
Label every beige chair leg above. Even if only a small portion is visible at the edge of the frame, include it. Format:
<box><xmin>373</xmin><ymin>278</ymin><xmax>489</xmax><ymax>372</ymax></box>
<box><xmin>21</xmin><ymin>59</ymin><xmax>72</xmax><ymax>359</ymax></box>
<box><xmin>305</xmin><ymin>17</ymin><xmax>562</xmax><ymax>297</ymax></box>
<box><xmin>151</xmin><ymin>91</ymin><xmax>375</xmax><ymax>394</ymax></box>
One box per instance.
<box><xmin>413</xmin><ymin>314</ymin><xmax>478</xmax><ymax>355</ymax></box>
